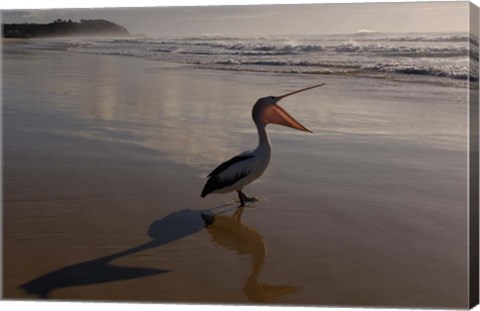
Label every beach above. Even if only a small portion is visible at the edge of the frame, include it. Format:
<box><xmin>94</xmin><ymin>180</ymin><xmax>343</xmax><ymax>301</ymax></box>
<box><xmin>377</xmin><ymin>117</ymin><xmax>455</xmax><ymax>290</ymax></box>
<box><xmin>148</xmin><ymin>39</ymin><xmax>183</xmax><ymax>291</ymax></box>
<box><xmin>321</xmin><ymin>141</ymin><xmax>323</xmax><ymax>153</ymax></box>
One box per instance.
<box><xmin>3</xmin><ymin>41</ymin><xmax>469</xmax><ymax>307</ymax></box>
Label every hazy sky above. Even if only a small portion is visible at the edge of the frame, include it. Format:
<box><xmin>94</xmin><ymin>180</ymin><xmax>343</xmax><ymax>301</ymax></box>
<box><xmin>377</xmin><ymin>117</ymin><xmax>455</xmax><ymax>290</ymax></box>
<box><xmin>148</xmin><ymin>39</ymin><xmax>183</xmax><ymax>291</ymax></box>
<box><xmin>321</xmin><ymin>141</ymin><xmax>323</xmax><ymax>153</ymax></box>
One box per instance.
<box><xmin>1</xmin><ymin>1</ymin><xmax>469</xmax><ymax>36</ymax></box>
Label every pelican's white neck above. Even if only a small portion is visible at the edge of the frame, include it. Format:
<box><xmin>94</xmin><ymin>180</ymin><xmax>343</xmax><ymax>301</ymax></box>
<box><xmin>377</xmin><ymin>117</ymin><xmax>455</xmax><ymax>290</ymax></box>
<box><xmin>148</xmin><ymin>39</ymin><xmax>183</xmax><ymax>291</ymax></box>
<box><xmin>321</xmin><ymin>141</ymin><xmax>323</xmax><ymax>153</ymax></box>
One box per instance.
<box><xmin>255</xmin><ymin>120</ymin><xmax>271</xmax><ymax>151</ymax></box>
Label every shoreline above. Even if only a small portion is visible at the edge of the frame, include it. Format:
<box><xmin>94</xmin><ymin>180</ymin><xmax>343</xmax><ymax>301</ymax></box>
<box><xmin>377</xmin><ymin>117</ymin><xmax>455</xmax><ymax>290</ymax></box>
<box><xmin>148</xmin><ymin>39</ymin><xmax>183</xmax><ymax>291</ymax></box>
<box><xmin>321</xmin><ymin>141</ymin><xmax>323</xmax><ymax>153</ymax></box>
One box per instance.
<box><xmin>3</xmin><ymin>36</ymin><xmax>471</xmax><ymax>89</ymax></box>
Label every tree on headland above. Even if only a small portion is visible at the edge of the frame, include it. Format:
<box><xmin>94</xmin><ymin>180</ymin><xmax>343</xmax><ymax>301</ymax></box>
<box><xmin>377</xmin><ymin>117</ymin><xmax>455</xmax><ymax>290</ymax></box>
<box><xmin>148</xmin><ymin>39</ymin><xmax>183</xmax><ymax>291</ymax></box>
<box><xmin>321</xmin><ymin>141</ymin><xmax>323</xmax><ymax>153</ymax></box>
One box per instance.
<box><xmin>3</xmin><ymin>19</ymin><xmax>130</xmax><ymax>38</ymax></box>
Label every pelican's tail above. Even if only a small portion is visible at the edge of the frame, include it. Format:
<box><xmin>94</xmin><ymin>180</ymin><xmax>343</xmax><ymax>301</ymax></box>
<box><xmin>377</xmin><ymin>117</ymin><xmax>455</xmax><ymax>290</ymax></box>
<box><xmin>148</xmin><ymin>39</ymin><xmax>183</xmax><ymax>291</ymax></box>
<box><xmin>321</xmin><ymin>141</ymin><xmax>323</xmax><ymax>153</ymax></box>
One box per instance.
<box><xmin>201</xmin><ymin>181</ymin><xmax>214</xmax><ymax>198</ymax></box>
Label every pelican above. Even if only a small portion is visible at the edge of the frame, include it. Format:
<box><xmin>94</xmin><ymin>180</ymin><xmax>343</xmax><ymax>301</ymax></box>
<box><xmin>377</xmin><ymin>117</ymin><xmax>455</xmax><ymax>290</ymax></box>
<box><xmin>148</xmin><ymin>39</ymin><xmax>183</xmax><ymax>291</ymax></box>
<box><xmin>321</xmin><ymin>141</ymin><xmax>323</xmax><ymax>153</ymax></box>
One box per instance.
<box><xmin>201</xmin><ymin>83</ymin><xmax>325</xmax><ymax>207</ymax></box>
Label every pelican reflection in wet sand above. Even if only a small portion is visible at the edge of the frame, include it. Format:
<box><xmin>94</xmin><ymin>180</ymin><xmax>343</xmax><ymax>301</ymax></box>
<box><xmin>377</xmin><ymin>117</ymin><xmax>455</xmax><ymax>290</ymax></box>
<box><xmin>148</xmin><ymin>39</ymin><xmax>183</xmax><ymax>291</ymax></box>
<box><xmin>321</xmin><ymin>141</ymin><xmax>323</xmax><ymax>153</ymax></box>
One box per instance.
<box><xmin>201</xmin><ymin>83</ymin><xmax>325</xmax><ymax>206</ymax></box>
<box><xmin>203</xmin><ymin>208</ymin><xmax>297</xmax><ymax>302</ymax></box>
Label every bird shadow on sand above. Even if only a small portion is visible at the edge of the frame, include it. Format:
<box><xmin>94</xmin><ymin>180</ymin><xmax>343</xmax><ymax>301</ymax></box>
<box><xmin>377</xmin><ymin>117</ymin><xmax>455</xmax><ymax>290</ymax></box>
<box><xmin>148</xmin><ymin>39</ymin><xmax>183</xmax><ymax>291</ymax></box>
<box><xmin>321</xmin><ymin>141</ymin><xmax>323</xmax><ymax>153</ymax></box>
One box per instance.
<box><xmin>20</xmin><ymin>203</ymin><xmax>297</xmax><ymax>303</ymax></box>
<box><xmin>20</xmin><ymin>205</ymin><xmax>230</xmax><ymax>299</ymax></box>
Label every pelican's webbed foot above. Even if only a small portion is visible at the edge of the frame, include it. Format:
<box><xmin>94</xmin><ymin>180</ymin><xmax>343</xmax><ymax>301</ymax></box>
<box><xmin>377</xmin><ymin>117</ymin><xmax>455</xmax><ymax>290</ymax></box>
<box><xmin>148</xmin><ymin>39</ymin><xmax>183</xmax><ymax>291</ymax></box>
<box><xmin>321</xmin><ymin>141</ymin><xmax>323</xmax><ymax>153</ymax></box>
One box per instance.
<box><xmin>237</xmin><ymin>191</ymin><xmax>258</xmax><ymax>207</ymax></box>
<box><xmin>244</xmin><ymin>195</ymin><xmax>258</xmax><ymax>202</ymax></box>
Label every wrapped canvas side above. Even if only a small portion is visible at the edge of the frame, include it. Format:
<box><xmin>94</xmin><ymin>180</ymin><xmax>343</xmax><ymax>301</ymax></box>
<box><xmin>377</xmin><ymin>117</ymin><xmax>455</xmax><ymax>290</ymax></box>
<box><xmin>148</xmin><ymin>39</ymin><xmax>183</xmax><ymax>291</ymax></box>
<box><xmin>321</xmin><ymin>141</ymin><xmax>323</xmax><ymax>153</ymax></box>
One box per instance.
<box><xmin>469</xmin><ymin>2</ymin><xmax>479</xmax><ymax>309</ymax></box>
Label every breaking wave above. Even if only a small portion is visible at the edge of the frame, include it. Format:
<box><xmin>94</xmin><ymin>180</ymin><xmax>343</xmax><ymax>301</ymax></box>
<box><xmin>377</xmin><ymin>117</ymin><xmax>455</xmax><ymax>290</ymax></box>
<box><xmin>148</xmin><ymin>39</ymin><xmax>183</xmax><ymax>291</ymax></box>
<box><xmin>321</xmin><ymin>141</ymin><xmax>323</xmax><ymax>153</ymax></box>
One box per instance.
<box><xmin>211</xmin><ymin>58</ymin><xmax>471</xmax><ymax>81</ymax></box>
<box><xmin>67</xmin><ymin>32</ymin><xmax>475</xmax><ymax>85</ymax></box>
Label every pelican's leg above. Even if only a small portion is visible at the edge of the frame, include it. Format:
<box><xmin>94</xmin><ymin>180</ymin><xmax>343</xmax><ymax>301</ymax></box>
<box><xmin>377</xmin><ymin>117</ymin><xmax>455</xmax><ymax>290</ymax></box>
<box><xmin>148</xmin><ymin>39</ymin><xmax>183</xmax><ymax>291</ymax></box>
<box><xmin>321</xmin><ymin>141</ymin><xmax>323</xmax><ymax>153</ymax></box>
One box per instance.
<box><xmin>237</xmin><ymin>191</ymin><xmax>245</xmax><ymax>207</ymax></box>
<box><xmin>241</xmin><ymin>191</ymin><xmax>258</xmax><ymax>202</ymax></box>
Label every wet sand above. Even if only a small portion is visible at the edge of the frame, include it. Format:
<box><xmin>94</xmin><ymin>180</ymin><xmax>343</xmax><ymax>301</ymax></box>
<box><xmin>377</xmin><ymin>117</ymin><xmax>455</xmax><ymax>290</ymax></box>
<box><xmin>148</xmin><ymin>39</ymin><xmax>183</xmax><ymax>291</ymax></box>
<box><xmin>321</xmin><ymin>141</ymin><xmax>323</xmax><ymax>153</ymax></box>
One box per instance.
<box><xmin>3</xmin><ymin>44</ymin><xmax>469</xmax><ymax>307</ymax></box>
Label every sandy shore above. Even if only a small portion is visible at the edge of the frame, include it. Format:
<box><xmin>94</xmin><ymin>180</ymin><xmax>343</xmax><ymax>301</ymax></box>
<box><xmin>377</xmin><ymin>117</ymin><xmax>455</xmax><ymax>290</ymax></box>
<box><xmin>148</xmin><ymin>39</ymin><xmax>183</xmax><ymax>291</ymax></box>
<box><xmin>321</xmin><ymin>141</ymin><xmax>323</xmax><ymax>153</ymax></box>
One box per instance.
<box><xmin>2</xmin><ymin>38</ymin><xmax>28</xmax><ymax>45</ymax></box>
<box><xmin>3</xmin><ymin>45</ymin><xmax>470</xmax><ymax>307</ymax></box>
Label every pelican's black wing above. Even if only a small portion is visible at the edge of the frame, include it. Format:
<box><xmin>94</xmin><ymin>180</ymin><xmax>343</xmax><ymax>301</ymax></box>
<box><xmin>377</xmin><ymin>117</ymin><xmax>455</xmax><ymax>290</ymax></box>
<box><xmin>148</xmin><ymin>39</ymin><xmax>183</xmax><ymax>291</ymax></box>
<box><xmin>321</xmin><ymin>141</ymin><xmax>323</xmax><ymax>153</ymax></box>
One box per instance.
<box><xmin>201</xmin><ymin>154</ymin><xmax>254</xmax><ymax>197</ymax></box>
<box><xmin>207</xmin><ymin>154</ymin><xmax>254</xmax><ymax>177</ymax></box>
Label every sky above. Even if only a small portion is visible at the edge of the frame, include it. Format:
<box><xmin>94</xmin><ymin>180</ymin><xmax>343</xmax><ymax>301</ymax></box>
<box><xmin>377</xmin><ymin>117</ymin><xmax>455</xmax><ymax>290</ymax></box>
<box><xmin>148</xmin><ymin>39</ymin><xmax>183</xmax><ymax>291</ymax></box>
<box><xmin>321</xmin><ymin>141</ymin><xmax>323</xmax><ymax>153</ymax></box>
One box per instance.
<box><xmin>1</xmin><ymin>1</ymin><xmax>470</xmax><ymax>36</ymax></box>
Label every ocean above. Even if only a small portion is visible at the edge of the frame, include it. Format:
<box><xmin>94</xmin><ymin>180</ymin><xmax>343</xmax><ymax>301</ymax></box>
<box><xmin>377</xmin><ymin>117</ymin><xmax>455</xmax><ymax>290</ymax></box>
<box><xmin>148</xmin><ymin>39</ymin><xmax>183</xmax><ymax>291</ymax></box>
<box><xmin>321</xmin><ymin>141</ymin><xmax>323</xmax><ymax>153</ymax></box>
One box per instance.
<box><xmin>65</xmin><ymin>32</ymin><xmax>478</xmax><ymax>86</ymax></box>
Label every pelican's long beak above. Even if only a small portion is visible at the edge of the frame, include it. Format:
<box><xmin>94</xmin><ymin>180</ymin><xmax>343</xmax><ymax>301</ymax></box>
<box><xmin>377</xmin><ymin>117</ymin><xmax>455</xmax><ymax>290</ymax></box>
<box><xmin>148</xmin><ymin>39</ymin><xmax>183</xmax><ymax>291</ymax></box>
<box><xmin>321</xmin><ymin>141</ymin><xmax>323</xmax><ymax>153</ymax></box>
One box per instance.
<box><xmin>265</xmin><ymin>83</ymin><xmax>325</xmax><ymax>133</ymax></box>
<box><xmin>264</xmin><ymin>104</ymin><xmax>312</xmax><ymax>133</ymax></box>
<box><xmin>276</xmin><ymin>83</ymin><xmax>325</xmax><ymax>101</ymax></box>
